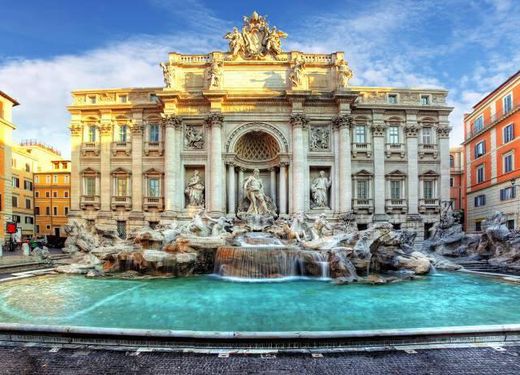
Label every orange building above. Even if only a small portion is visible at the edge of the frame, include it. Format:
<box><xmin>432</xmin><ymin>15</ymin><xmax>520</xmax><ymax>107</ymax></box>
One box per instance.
<box><xmin>463</xmin><ymin>70</ymin><xmax>520</xmax><ymax>232</ymax></box>
<box><xmin>0</xmin><ymin>91</ymin><xmax>19</xmax><ymax>246</ymax></box>
<box><xmin>34</xmin><ymin>160</ymin><xmax>71</xmax><ymax>238</ymax></box>
<box><xmin>450</xmin><ymin>146</ymin><xmax>465</xmax><ymax>215</ymax></box>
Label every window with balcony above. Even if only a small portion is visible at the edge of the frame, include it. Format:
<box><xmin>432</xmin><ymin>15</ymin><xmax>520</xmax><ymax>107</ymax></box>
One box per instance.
<box><xmin>149</xmin><ymin>124</ymin><xmax>160</xmax><ymax>143</ymax></box>
<box><xmin>387</xmin><ymin>126</ymin><xmax>400</xmax><ymax>144</ymax></box>
<box><xmin>115</xmin><ymin>177</ymin><xmax>128</xmax><ymax>197</ymax></box>
<box><xmin>390</xmin><ymin>180</ymin><xmax>401</xmax><ymax>199</ymax></box>
<box><xmin>420</xmin><ymin>95</ymin><xmax>430</xmax><ymax>105</ymax></box>
<box><xmin>474</xmin><ymin>115</ymin><xmax>484</xmax><ymax>132</ymax></box>
<box><xmin>476</xmin><ymin>164</ymin><xmax>485</xmax><ymax>184</ymax></box>
<box><xmin>356</xmin><ymin>180</ymin><xmax>369</xmax><ymax>199</ymax></box>
<box><xmin>500</xmin><ymin>186</ymin><xmax>516</xmax><ymax>201</ymax></box>
<box><xmin>474</xmin><ymin>141</ymin><xmax>486</xmax><ymax>158</ymax></box>
<box><xmin>84</xmin><ymin>176</ymin><xmax>96</xmax><ymax>196</ymax></box>
<box><xmin>147</xmin><ymin>178</ymin><xmax>160</xmax><ymax>197</ymax></box>
<box><xmin>474</xmin><ymin>195</ymin><xmax>486</xmax><ymax>207</ymax></box>
<box><xmin>387</xmin><ymin>94</ymin><xmax>398</xmax><ymax>104</ymax></box>
<box><xmin>504</xmin><ymin>123</ymin><xmax>514</xmax><ymax>143</ymax></box>
<box><xmin>88</xmin><ymin>126</ymin><xmax>97</xmax><ymax>142</ymax></box>
<box><xmin>354</xmin><ymin>126</ymin><xmax>366</xmax><ymax>144</ymax></box>
<box><xmin>423</xmin><ymin>180</ymin><xmax>434</xmax><ymax>199</ymax></box>
<box><xmin>422</xmin><ymin>127</ymin><xmax>432</xmax><ymax>144</ymax></box>
<box><xmin>119</xmin><ymin>125</ymin><xmax>128</xmax><ymax>142</ymax></box>
<box><xmin>504</xmin><ymin>152</ymin><xmax>514</xmax><ymax>173</ymax></box>
<box><xmin>503</xmin><ymin>93</ymin><xmax>513</xmax><ymax>114</ymax></box>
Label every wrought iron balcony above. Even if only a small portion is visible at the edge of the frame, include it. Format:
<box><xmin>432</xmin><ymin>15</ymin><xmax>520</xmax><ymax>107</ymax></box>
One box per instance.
<box><xmin>111</xmin><ymin>196</ymin><xmax>132</xmax><ymax>210</ymax></box>
<box><xmin>351</xmin><ymin>143</ymin><xmax>372</xmax><ymax>158</ymax></box>
<box><xmin>80</xmin><ymin>195</ymin><xmax>100</xmax><ymax>210</ymax></box>
<box><xmin>80</xmin><ymin>142</ymin><xmax>100</xmax><ymax>157</ymax></box>
<box><xmin>467</xmin><ymin>99</ymin><xmax>520</xmax><ymax>140</ymax></box>
<box><xmin>143</xmin><ymin>196</ymin><xmax>164</xmax><ymax>211</ymax></box>
<box><xmin>418</xmin><ymin>143</ymin><xmax>438</xmax><ymax>159</ymax></box>
<box><xmin>385</xmin><ymin>143</ymin><xmax>405</xmax><ymax>158</ymax></box>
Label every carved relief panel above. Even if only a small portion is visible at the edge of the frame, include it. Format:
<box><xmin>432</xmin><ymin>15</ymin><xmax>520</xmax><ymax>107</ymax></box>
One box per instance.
<box><xmin>309</xmin><ymin>125</ymin><xmax>330</xmax><ymax>151</ymax></box>
<box><xmin>184</xmin><ymin>124</ymin><xmax>205</xmax><ymax>150</ymax></box>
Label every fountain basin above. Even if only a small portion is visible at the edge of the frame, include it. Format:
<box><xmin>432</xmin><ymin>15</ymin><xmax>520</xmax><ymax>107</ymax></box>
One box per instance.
<box><xmin>0</xmin><ymin>272</ymin><xmax>519</xmax><ymax>332</ymax></box>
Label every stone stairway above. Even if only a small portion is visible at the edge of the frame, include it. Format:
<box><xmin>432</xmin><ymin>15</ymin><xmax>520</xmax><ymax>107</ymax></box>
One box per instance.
<box><xmin>456</xmin><ymin>260</ymin><xmax>520</xmax><ymax>275</ymax></box>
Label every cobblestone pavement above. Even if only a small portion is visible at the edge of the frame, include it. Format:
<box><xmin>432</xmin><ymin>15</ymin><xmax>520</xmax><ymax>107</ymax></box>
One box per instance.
<box><xmin>0</xmin><ymin>345</ymin><xmax>519</xmax><ymax>375</ymax></box>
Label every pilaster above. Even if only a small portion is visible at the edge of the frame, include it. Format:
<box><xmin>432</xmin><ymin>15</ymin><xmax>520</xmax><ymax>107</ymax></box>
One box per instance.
<box><xmin>131</xmin><ymin>113</ymin><xmax>144</xmax><ymax>212</ymax></box>
<box><xmin>206</xmin><ymin>112</ymin><xmax>224</xmax><ymax>215</ymax></box>
<box><xmin>371</xmin><ymin>110</ymin><xmax>387</xmax><ymax>220</ymax></box>
<box><xmin>99</xmin><ymin>117</ymin><xmax>112</xmax><ymax>212</ymax></box>
<box><xmin>290</xmin><ymin>113</ymin><xmax>308</xmax><ymax>213</ymax></box>
<box><xmin>405</xmin><ymin>111</ymin><xmax>419</xmax><ymax>215</ymax></box>
<box><xmin>333</xmin><ymin>114</ymin><xmax>353</xmax><ymax>213</ymax></box>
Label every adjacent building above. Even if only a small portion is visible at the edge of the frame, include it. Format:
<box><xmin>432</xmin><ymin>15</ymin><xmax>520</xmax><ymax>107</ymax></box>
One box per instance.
<box><xmin>450</xmin><ymin>146</ymin><xmax>465</xmax><ymax>226</ymax></box>
<box><xmin>0</xmin><ymin>91</ymin><xmax>19</xmax><ymax>246</ymax></box>
<box><xmin>463</xmin><ymin>70</ymin><xmax>520</xmax><ymax>232</ymax></box>
<box><xmin>68</xmin><ymin>12</ymin><xmax>453</xmax><ymax>242</ymax></box>
<box><xmin>34</xmin><ymin>160</ymin><xmax>71</xmax><ymax>237</ymax></box>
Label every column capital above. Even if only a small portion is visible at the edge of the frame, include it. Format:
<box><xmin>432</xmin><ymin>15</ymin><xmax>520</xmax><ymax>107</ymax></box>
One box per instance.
<box><xmin>205</xmin><ymin>112</ymin><xmax>224</xmax><ymax>127</ymax></box>
<box><xmin>370</xmin><ymin>121</ymin><xmax>387</xmax><ymax>137</ymax></box>
<box><xmin>69</xmin><ymin>124</ymin><xmax>82</xmax><ymax>136</ymax></box>
<box><xmin>161</xmin><ymin>114</ymin><xmax>182</xmax><ymax>129</ymax></box>
<box><xmin>404</xmin><ymin>124</ymin><xmax>420</xmax><ymax>137</ymax></box>
<box><xmin>332</xmin><ymin>114</ymin><xmax>353</xmax><ymax>129</ymax></box>
<box><xmin>100</xmin><ymin>123</ymin><xmax>112</xmax><ymax>136</ymax></box>
<box><xmin>279</xmin><ymin>161</ymin><xmax>289</xmax><ymax>168</ymax></box>
<box><xmin>131</xmin><ymin>124</ymin><xmax>144</xmax><ymax>135</ymax></box>
<box><xmin>436</xmin><ymin>125</ymin><xmax>452</xmax><ymax>138</ymax></box>
<box><xmin>290</xmin><ymin>113</ymin><xmax>309</xmax><ymax>129</ymax></box>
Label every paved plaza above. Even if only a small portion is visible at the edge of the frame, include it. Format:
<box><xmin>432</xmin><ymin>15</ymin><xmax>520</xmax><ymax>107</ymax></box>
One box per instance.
<box><xmin>0</xmin><ymin>344</ymin><xmax>518</xmax><ymax>374</ymax></box>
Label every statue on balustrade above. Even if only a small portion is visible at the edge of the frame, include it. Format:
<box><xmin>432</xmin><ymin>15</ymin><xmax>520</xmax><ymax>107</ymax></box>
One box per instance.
<box><xmin>310</xmin><ymin>170</ymin><xmax>332</xmax><ymax>209</ymax></box>
<box><xmin>336</xmin><ymin>58</ymin><xmax>353</xmax><ymax>89</ymax></box>
<box><xmin>160</xmin><ymin>62</ymin><xmax>175</xmax><ymax>88</ymax></box>
<box><xmin>185</xmin><ymin>170</ymin><xmax>205</xmax><ymax>207</ymax></box>
<box><xmin>207</xmin><ymin>60</ymin><xmax>223</xmax><ymax>89</ymax></box>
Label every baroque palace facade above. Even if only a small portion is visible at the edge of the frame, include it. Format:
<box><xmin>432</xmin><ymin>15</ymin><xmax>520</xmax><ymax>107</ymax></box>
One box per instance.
<box><xmin>69</xmin><ymin>12</ymin><xmax>452</xmax><ymax>241</ymax></box>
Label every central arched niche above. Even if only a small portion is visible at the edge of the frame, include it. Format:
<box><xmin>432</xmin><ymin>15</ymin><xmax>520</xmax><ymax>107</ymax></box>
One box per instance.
<box><xmin>234</xmin><ymin>131</ymin><xmax>280</xmax><ymax>163</ymax></box>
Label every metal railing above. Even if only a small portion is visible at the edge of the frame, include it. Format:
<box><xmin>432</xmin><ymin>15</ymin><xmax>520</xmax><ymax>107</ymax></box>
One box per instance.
<box><xmin>468</xmin><ymin>99</ymin><xmax>520</xmax><ymax>140</ymax></box>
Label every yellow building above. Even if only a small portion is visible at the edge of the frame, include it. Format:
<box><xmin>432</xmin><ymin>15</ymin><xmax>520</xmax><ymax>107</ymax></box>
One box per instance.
<box><xmin>11</xmin><ymin>146</ymin><xmax>38</xmax><ymax>239</ymax></box>
<box><xmin>0</xmin><ymin>91</ymin><xmax>19</xmax><ymax>246</ymax></box>
<box><xmin>34</xmin><ymin>160</ymin><xmax>71</xmax><ymax>238</ymax></box>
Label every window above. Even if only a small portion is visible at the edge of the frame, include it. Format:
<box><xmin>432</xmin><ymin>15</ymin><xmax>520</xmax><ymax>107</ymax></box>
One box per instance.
<box><xmin>84</xmin><ymin>177</ymin><xmax>96</xmax><ymax>196</ymax></box>
<box><xmin>356</xmin><ymin>180</ymin><xmax>369</xmax><ymax>199</ymax></box>
<box><xmin>12</xmin><ymin>177</ymin><xmax>19</xmax><ymax>188</ymax></box>
<box><xmin>45</xmin><ymin>207</ymin><xmax>50</xmax><ymax>215</ymax></box>
<box><xmin>25</xmin><ymin>163</ymin><xmax>30</xmax><ymax>173</ymax></box>
<box><xmin>53</xmin><ymin>175</ymin><xmax>58</xmax><ymax>183</ymax></box>
<box><xmin>119</xmin><ymin>95</ymin><xmax>127</xmax><ymax>103</ymax></box>
<box><xmin>420</xmin><ymin>95</ymin><xmax>430</xmax><ymax>105</ymax></box>
<box><xmin>450</xmin><ymin>177</ymin><xmax>454</xmax><ymax>187</ymax></box>
<box><xmin>35</xmin><ymin>191</ymin><xmax>39</xmax><ymax>198</ymax></box>
<box><xmin>65</xmin><ymin>175</ymin><xmax>70</xmax><ymax>184</ymax></box>
<box><xmin>474</xmin><ymin>195</ymin><xmax>486</xmax><ymax>207</ymax></box>
<box><xmin>476</xmin><ymin>165</ymin><xmax>485</xmax><ymax>183</ymax></box>
<box><xmin>34</xmin><ymin>176</ymin><xmax>39</xmax><ymax>183</ymax></box>
<box><xmin>53</xmin><ymin>192</ymin><xmax>57</xmax><ymax>198</ymax></box>
<box><xmin>504</xmin><ymin>153</ymin><xmax>514</xmax><ymax>173</ymax></box>
<box><xmin>24</xmin><ymin>180</ymin><xmax>33</xmax><ymax>191</ymax></box>
<box><xmin>450</xmin><ymin>155</ymin><xmax>454</xmax><ymax>167</ymax></box>
<box><xmin>474</xmin><ymin>115</ymin><xmax>484</xmax><ymax>132</ymax></box>
<box><xmin>474</xmin><ymin>141</ymin><xmax>486</xmax><ymax>158</ymax></box>
<box><xmin>46</xmin><ymin>175</ymin><xmax>51</xmax><ymax>184</ymax></box>
<box><xmin>148</xmin><ymin>178</ymin><xmax>160</xmax><ymax>197</ymax></box>
<box><xmin>390</xmin><ymin>180</ymin><xmax>401</xmax><ymax>199</ymax></box>
<box><xmin>354</xmin><ymin>126</ymin><xmax>366</xmax><ymax>144</ymax></box>
<box><xmin>500</xmin><ymin>186</ymin><xmax>516</xmax><ymax>201</ymax></box>
<box><xmin>119</xmin><ymin>125</ymin><xmax>128</xmax><ymax>142</ymax></box>
<box><xmin>116</xmin><ymin>177</ymin><xmax>128</xmax><ymax>196</ymax></box>
<box><xmin>25</xmin><ymin>217</ymin><xmax>33</xmax><ymax>224</ymax></box>
<box><xmin>12</xmin><ymin>215</ymin><xmax>21</xmax><ymax>223</ymax></box>
<box><xmin>503</xmin><ymin>93</ymin><xmax>513</xmax><ymax>114</ymax></box>
<box><xmin>88</xmin><ymin>96</ymin><xmax>96</xmax><ymax>104</ymax></box>
<box><xmin>35</xmin><ymin>207</ymin><xmax>40</xmax><ymax>215</ymax></box>
<box><xmin>64</xmin><ymin>207</ymin><xmax>69</xmax><ymax>215</ymax></box>
<box><xmin>504</xmin><ymin>124</ymin><xmax>514</xmax><ymax>143</ymax></box>
<box><xmin>12</xmin><ymin>196</ymin><xmax>18</xmax><ymax>208</ymax></box>
<box><xmin>25</xmin><ymin>199</ymin><xmax>31</xmax><ymax>209</ymax></box>
<box><xmin>388</xmin><ymin>94</ymin><xmax>398</xmax><ymax>104</ymax></box>
<box><xmin>88</xmin><ymin>126</ymin><xmax>97</xmax><ymax>142</ymax></box>
<box><xmin>53</xmin><ymin>207</ymin><xmax>58</xmax><ymax>215</ymax></box>
<box><xmin>46</xmin><ymin>225</ymin><xmax>51</xmax><ymax>230</ymax></box>
<box><xmin>64</xmin><ymin>191</ymin><xmax>69</xmax><ymax>198</ymax></box>
<box><xmin>45</xmin><ymin>192</ymin><xmax>50</xmax><ymax>198</ymax></box>
<box><xmin>388</xmin><ymin>126</ymin><xmax>400</xmax><ymax>144</ymax></box>
<box><xmin>423</xmin><ymin>180</ymin><xmax>434</xmax><ymax>199</ymax></box>
<box><xmin>149</xmin><ymin>124</ymin><xmax>160</xmax><ymax>143</ymax></box>
<box><xmin>36</xmin><ymin>225</ymin><xmax>40</xmax><ymax>233</ymax></box>
<box><xmin>422</xmin><ymin>127</ymin><xmax>432</xmax><ymax>144</ymax></box>
<box><xmin>475</xmin><ymin>220</ymin><xmax>482</xmax><ymax>232</ymax></box>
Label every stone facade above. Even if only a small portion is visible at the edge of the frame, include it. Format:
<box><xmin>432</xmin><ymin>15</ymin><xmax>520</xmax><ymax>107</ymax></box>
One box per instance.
<box><xmin>68</xmin><ymin>13</ymin><xmax>453</xmax><ymax>241</ymax></box>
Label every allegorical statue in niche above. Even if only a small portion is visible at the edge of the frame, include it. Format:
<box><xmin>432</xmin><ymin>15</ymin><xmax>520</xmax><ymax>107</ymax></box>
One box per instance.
<box><xmin>185</xmin><ymin>170</ymin><xmax>205</xmax><ymax>207</ymax></box>
<box><xmin>243</xmin><ymin>169</ymin><xmax>270</xmax><ymax>215</ymax></box>
<box><xmin>311</xmin><ymin>170</ymin><xmax>332</xmax><ymax>208</ymax></box>
<box><xmin>224</xmin><ymin>27</ymin><xmax>245</xmax><ymax>58</ymax></box>
<box><xmin>207</xmin><ymin>60</ymin><xmax>223</xmax><ymax>89</ymax></box>
<box><xmin>160</xmin><ymin>62</ymin><xmax>175</xmax><ymax>88</ymax></box>
<box><xmin>335</xmin><ymin>58</ymin><xmax>353</xmax><ymax>89</ymax></box>
<box><xmin>289</xmin><ymin>55</ymin><xmax>305</xmax><ymax>88</ymax></box>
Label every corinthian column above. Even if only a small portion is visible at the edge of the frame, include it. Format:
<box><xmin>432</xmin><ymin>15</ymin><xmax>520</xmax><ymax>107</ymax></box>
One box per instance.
<box><xmin>69</xmin><ymin>122</ymin><xmax>82</xmax><ymax>213</ymax></box>
<box><xmin>206</xmin><ymin>112</ymin><xmax>224</xmax><ymax>214</ymax></box>
<box><xmin>162</xmin><ymin>114</ymin><xmax>182</xmax><ymax>213</ymax></box>
<box><xmin>279</xmin><ymin>162</ymin><xmax>288</xmax><ymax>214</ymax></box>
<box><xmin>371</xmin><ymin>116</ymin><xmax>387</xmax><ymax>220</ymax></box>
<box><xmin>437</xmin><ymin>122</ymin><xmax>452</xmax><ymax>204</ymax></box>
<box><xmin>405</xmin><ymin>113</ymin><xmax>419</xmax><ymax>215</ymax></box>
<box><xmin>333</xmin><ymin>114</ymin><xmax>353</xmax><ymax>213</ymax></box>
<box><xmin>131</xmin><ymin>122</ymin><xmax>144</xmax><ymax>212</ymax></box>
<box><xmin>99</xmin><ymin>121</ymin><xmax>112</xmax><ymax>212</ymax></box>
<box><xmin>227</xmin><ymin>163</ymin><xmax>236</xmax><ymax>214</ymax></box>
<box><xmin>290</xmin><ymin>113</ymin><xmax>308</xmax><ymax>213</ymax></box>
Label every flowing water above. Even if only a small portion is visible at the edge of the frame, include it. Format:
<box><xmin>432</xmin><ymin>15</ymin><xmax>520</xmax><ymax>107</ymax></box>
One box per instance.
<box><xmin>0</xmin><ymin>272</ymin><xmax>519</xmax><ymax>332</ymax></box>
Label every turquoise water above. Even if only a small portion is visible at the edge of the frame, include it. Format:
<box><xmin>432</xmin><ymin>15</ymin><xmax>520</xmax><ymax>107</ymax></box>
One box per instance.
<box><xmin>0</xmin><ymin>272</ymin><xmax>519</xmax><ymax>332</ymax></box>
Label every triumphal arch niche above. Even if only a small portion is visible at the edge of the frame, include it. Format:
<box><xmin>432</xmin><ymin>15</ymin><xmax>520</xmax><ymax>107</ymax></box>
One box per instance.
<box><xmin>69</xmin><ymin>11</ymin><xmax>452</xmax><ymax>239</ymax></box>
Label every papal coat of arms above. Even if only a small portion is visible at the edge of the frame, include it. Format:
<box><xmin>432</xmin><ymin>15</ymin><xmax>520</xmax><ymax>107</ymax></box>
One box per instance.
<box><xmin>224</xmin><ymin>11</ymin><xmax>287</xmax><ymax>59</ymax></box>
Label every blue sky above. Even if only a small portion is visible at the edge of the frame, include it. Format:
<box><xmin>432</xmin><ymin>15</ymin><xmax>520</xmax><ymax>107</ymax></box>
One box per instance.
<box><xmin>1</xmin><ymin>0</ymin><xmax>519</xmax><ymax>157</ymax></box>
